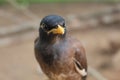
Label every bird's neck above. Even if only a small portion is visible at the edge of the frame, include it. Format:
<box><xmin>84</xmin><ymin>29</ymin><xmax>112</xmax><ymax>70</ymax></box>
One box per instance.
<box><xmin>39</xmin><ymin>29</ymin><xmax>66</xmax><ymax>44</ymax></box>
<box><xmin>40</xmin><ymin>33</ymin><xmax>65</xmax><ymax>45</ymax></box>
<box><xmin>41</xmin><ymin>36</ymin><xmax>60</xmax><ymax>44</ymax></box>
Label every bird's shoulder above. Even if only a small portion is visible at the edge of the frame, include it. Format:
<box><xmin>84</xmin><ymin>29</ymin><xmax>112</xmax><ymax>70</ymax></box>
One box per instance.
<box><xmin>65</xmin><ymin>37</ymin><xmax>84</xmax><ymax>50</ymax></box>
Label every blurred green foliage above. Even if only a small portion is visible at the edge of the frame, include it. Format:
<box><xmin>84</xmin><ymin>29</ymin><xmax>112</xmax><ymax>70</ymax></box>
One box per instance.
<box><xmin>0</xmin><ymin>0</ymin><xmax>6</xmax><ymax>5</ymax></box>
<box><xmin>0</xmin><ymin>0</ymin><xmax>120</xmax><ymax>5</ymax></box>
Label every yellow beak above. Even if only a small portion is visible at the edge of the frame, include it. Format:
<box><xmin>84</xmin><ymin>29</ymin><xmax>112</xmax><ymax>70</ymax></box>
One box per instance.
<box><xmin>47</xmin><ymin>25</ymin><xmax>64</xmax><ymax>35</ymax></box>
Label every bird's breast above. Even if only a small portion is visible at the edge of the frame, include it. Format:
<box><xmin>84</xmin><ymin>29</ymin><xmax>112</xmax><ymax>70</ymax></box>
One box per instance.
<box><xmin>40</xmin><ymin>44</ymin><xmax>74</xmax><ymax>70</ymax></box>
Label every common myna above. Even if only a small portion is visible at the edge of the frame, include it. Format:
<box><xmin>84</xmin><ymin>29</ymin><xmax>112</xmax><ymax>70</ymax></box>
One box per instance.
<box><xmin>34</xmin><ymin>15</ymin><xmax>87</xmax><ymax>80</ymax></box>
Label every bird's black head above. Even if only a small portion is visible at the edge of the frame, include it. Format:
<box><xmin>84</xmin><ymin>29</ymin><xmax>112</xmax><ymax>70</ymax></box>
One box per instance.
<box><xmin>39</xmin><ymin>15</ymin><xmax>66</xmax><ymax>43</ymax></box>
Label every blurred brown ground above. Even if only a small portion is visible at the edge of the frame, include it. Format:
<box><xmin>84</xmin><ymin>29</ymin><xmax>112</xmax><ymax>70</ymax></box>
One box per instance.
<box><xmin>0</xmin><ymin>3</ymin><xmax>120</xmax><ymax>80</ymax></box>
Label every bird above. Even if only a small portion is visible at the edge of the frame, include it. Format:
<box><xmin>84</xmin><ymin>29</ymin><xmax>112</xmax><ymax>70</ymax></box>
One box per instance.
<box><xmin>34</xmin><ymin>15</ymin><xmax>87</xmax><ymax>80</ymax></box>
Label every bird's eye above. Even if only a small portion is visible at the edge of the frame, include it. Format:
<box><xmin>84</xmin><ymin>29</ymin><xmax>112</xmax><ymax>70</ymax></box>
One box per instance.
<box><xmin>41</xmin><ymin>23</ymin><xmax>45</xmax><ymax>29</ymax></box>
<box><xmin>41</xmin><ymin>23</ymin><xmax>50</xmax><ymax>31</ymax></box>
<box><xmin>44</xmin><ymin>25</ymin><xmax>49</xmax><ymax>30</ymax></box>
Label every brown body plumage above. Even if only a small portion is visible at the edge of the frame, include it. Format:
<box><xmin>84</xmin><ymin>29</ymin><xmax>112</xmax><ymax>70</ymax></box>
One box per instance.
<box><xmin>34</xmin><ymin>15</ymin><xmax>87</xmax><ymax>80</ymax></box>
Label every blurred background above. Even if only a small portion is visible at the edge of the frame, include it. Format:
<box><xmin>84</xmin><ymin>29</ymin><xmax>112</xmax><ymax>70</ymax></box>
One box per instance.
<box><xmin>0</xmin><ymin>0</ymin><xmax>120</xmax><ymax>80</ymax></box>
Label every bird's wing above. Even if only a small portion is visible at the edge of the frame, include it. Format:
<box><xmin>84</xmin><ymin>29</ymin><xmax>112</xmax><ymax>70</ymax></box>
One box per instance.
<box><xmin>73</xmin><ymin>42</ymin><xmax>87</xmax><ymax>77</ymax></box>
